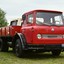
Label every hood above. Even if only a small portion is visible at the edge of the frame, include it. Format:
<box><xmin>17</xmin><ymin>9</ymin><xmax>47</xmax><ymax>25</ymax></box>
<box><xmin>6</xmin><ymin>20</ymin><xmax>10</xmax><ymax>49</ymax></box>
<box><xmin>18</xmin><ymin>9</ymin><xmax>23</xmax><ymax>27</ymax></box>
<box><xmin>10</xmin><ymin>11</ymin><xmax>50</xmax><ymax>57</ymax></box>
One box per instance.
<box><xmin>34</xmin><ymin>26</ymin><xmax>64</xmax><ymax>34</ymax></box>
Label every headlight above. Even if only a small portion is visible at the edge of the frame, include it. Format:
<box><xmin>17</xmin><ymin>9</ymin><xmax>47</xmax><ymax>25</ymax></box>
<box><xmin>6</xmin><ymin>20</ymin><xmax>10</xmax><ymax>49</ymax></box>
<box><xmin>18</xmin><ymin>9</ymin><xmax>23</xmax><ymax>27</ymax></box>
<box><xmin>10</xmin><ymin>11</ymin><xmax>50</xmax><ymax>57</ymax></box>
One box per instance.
<box><xmin>37</xmin><ymin>34</ymin><xmax>41</xmax><ymax>39</ymax></box>
<box><xmin>63</xmin><ymin>35</ymin><xmax>64</xmax><ymax>38</ymax></box>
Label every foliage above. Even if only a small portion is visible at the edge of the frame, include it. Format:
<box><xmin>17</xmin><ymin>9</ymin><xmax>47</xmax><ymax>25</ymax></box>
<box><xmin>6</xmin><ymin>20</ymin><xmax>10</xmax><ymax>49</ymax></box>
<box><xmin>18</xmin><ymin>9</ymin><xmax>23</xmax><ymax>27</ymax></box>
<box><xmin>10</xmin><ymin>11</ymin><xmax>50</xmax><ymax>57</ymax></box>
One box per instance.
<box><xmin>0</xmin><ymin>8</ymin><xmax>8</xmax><ymax>27</ymax></box>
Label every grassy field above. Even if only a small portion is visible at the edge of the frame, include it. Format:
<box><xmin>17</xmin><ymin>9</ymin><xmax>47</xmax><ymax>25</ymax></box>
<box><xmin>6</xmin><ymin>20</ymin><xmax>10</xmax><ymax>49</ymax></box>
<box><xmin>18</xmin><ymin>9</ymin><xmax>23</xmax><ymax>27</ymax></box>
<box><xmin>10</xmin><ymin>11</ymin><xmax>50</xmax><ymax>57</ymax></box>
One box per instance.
<box><xmin>0</xmin><ymin>50</ymin><xmax>64</xmax><ymax>64</ymax></box>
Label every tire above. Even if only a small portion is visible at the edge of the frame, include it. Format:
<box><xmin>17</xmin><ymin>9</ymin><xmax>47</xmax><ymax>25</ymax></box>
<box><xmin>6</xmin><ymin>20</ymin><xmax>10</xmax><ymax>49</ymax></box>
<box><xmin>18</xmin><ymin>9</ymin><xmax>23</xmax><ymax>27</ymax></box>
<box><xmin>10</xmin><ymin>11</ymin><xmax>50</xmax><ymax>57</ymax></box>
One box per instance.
<box><xmin>52</xmin><ymin>50</ymin><xmax>61</xmax><ymax>56</ymax></box>
<box><xmin>15</xmin><ymin>39</ymin><xmax>24</xmax><ymax>58</ymax></box>
<box><xmin>0</xmin><ymin>38</ymin><xmax>8</xmax><ymax>52</ymax></box>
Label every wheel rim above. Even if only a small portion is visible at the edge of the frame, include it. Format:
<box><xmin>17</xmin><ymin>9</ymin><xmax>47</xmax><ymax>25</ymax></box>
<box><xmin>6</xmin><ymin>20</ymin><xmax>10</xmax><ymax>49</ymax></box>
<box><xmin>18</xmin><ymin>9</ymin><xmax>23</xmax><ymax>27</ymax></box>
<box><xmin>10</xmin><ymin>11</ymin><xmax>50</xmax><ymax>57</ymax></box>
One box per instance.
<box><xmin>15</xmin><ymin>42</ymin><xmax>20</xmax><ymax>56</ymax></box>
<box><xmin>15</xmin><ymin>39</ymin><xmax>23</xmax><ymax>57</ymax></box>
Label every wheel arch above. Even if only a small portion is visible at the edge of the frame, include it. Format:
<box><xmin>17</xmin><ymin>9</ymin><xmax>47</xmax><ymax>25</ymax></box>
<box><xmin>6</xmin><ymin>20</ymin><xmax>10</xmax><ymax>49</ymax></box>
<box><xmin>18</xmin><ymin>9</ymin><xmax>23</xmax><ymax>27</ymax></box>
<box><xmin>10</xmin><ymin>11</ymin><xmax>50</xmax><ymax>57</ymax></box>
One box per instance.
<box><xmin>13</xmin><ymin>33</ymin><xmax>27</xmax><ymax>49</ymax></box>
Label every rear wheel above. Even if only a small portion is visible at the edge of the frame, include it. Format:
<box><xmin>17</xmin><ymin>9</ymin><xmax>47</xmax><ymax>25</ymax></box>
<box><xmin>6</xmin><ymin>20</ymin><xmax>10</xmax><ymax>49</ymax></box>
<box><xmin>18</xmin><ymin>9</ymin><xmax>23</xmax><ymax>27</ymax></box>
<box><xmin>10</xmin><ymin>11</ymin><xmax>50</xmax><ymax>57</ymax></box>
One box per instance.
<box><xmin>52</xmin><ymin>50</ymin><xmax>61</xmax><ymax>56</ymax></box>
<box><xmin>0</xmin><ymin>38</ymin><xmax>8</xmax><ymax>52</ymax></box>
<box><xmin>15</xmin><ymin>39</ymin><xmax>24</xmax><ymax>57</ymax></box>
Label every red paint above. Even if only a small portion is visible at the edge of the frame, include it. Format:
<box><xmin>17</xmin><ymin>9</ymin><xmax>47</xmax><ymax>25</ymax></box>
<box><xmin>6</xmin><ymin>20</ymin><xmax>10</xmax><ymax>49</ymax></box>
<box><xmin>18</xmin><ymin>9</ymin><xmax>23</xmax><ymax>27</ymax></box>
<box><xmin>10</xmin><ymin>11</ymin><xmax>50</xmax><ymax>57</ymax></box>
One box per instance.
<box><xmin>32</xmin><ymin>26</ymin><xmax>64</xmax><ymax>44</ymax></box>
<box><xmin>0</xmin><ymin>26</ymin><xmax>21</xmax><ymax>37</ymax></box>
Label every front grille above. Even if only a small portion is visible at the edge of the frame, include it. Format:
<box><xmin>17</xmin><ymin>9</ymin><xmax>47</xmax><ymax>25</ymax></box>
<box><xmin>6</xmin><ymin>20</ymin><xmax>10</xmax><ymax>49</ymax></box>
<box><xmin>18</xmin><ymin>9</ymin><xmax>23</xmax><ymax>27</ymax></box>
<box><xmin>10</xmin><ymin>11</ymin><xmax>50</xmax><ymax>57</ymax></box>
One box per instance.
<box><xmin>42</xmin><ymin>35</ymin><xmax>63</xmax><ymax>38</ymax></box>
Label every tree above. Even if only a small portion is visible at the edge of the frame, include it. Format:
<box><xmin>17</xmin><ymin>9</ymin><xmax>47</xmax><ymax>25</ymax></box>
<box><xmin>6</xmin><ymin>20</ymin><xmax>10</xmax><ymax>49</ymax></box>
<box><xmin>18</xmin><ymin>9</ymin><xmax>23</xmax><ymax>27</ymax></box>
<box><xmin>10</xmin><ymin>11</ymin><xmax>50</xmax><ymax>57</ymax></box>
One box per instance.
<box><xmin>0</xmin><ymin>8</ymin><xmax>8</xmax><ymax>27</ymax></box>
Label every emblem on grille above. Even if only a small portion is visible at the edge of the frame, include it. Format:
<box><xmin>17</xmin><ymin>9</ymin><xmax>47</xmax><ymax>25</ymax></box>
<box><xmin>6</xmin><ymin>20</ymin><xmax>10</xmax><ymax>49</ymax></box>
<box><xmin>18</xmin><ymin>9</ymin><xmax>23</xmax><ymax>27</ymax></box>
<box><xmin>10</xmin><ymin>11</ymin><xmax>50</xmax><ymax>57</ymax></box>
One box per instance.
<box><xmin>51</xmin><ymin>28</ymin><xmax>54</xmax><ymax>32</ymax></box>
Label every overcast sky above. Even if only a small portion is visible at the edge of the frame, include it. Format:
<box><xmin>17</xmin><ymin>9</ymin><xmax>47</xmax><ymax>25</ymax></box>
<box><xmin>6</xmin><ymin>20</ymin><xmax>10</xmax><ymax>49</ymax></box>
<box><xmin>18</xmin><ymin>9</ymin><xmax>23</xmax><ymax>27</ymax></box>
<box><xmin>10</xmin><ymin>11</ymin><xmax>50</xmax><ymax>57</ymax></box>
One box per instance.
<box><xmin>0</xmin><ymin>0</ymin><xmax>64</xmax><ymax>24</ymax></box>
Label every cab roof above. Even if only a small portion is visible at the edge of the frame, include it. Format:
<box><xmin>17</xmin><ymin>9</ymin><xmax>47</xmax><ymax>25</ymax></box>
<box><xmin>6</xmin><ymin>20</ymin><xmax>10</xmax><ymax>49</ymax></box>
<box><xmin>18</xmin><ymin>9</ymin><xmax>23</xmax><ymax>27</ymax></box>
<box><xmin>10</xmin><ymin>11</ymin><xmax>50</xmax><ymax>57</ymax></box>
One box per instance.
<box><xmin>23</xmin><ymin>9</ymin><xmax>62</xmax><ymax>15</ymax></box>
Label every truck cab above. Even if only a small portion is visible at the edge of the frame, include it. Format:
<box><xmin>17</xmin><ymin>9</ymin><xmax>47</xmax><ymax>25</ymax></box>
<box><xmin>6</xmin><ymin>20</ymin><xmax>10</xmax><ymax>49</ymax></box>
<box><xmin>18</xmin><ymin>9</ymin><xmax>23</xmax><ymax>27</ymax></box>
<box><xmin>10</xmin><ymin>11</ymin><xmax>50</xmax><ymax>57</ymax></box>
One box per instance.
<box><xmin>22</xmin><ymin>10</ymin><xmax>64</xmax><ymax>45</ymax></box>
<box><xmin>10</xmin><ymin>18</ymin><xmax>22</xmax><ymax>26</ymax></box>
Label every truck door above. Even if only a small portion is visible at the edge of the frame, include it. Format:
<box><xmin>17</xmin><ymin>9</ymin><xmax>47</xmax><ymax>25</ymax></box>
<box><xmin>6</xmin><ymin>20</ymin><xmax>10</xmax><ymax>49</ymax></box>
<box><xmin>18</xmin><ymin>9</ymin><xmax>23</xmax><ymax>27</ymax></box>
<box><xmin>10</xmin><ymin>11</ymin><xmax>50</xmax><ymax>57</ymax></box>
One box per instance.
<box><xmin>22</xmin><ymin>13</ymin><xmax>34</xmax><ymax>44</ymax></box>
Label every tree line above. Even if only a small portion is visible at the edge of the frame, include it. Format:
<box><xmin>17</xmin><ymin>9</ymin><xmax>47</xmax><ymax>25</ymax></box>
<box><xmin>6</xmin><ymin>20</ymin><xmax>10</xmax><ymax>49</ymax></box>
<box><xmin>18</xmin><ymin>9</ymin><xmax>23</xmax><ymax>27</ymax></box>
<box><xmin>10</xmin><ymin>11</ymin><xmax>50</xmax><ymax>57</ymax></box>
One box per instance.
<box><xmin>0</xmin><ymin>8</ymin><xmax>8</xmax><ymax>27</ymax></box>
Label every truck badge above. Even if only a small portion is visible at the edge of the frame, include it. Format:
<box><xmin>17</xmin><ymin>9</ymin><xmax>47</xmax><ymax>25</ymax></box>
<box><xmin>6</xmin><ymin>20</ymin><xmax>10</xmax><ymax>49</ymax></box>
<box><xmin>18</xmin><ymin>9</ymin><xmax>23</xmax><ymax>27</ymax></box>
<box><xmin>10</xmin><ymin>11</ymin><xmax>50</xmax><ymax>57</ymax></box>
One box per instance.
<box><xmin>51</xmin><ymin>28</ymin><xmax>54</xmax><ymax>32</ymax></box>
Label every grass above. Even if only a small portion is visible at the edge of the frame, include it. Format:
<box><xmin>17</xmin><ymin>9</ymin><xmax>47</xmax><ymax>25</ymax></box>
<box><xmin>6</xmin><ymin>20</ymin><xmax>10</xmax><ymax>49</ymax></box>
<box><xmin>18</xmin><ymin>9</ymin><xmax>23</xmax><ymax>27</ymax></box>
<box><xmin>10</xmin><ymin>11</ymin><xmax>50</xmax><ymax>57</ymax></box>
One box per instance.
<box><xmin>0</xmin><ymin>50</ymin><xmax>64</xmax><ymax>64</ymax></box>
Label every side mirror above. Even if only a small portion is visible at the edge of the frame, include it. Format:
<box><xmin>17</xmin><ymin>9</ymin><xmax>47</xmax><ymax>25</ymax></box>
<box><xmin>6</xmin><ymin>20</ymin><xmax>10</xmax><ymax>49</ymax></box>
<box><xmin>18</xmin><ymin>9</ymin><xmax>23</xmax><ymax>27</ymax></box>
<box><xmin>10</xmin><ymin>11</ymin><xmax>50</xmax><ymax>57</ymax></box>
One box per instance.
<box><xmin>22</xmin><ymin>15</ymin><xmax>26</xmax><ymax>20</ymax></box>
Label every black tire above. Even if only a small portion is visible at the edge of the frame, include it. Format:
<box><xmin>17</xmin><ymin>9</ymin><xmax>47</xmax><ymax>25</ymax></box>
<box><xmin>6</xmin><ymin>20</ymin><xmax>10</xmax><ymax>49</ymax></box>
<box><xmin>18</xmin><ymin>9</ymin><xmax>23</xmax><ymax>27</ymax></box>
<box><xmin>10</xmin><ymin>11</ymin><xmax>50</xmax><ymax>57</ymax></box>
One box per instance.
<box><xmin>15</xmin><ymin>39</ymin><xmax>24</xmax><ymax>58</ymax></box>
<box><xmin>0</xmin><ymin>38</ymin><xmax>8</xmax><ymax>52</ymax></box>
<box><xmin>52</xmin><ymin>50</ymin><xmax>61</xmax><ymax>56</ymax></box>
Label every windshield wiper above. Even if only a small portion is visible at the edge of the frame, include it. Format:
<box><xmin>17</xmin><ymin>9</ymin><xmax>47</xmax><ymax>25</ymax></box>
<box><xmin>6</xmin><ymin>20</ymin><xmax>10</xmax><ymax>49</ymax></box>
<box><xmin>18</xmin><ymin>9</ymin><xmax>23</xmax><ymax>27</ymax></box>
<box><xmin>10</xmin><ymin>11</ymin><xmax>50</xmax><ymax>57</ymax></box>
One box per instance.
<box><xmin>42</xmin><ymin>23</ymin><xmax>51</xmax><ymax>26</ymax></box>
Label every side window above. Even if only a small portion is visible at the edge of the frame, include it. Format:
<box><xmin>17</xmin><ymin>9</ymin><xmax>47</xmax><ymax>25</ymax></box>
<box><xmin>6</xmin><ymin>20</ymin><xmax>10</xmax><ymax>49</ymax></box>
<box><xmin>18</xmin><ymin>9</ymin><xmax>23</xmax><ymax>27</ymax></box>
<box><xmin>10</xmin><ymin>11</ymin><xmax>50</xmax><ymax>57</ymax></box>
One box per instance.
<box><xmin>28</xmin><ymin>14</ymin><xmax>33</xmax><ymax>24</ymax></box>
<box><xmin>54</xmin><ymin>16</ymin><xmax>63</xmax><ymax>25</ymax></box>
<box><xmin>10</xmin><ymin>20</ymin><xmax>17</xmax><ymax>26</ymax></box>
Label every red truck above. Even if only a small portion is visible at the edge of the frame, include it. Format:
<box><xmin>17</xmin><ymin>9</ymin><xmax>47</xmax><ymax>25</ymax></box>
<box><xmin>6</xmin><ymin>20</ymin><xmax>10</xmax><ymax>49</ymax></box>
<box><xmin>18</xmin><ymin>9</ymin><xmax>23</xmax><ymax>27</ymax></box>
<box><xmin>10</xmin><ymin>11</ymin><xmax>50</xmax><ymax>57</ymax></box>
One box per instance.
<box><xmin>0</xmin><ymin>10</ymin><xmax>64</xmax><ymax>57</ymax></box>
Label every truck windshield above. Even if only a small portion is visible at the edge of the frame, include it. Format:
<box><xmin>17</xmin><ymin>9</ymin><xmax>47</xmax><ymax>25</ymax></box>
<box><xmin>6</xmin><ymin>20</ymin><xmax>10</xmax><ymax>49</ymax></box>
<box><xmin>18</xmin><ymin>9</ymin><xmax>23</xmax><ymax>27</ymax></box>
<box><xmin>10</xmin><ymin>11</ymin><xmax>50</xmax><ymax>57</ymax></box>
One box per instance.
<box><xmin>36</xmin><ymin>12</ymin><xmax>64</xmax><ymax>26</ymax></box>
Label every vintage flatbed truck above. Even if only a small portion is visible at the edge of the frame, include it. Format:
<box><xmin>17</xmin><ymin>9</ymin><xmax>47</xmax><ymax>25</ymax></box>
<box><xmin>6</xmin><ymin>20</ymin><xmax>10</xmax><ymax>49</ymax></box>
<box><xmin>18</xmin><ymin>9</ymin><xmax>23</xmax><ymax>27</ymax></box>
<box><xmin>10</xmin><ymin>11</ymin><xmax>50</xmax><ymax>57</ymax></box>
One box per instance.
<box><xmin>0</xmin><ymin>10</ymin><xmax>64</xmax><ymax>57</ymax></box>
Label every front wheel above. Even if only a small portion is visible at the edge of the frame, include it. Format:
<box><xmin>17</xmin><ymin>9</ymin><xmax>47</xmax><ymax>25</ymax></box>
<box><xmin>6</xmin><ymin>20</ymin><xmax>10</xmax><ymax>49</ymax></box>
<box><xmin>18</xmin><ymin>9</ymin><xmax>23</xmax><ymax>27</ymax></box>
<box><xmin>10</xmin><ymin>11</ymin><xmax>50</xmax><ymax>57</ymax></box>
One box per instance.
<box><xmin>15</xmin><ymin>39</ymin><xmax>24</xmax><ymax>58</ymax></box>
<box><xmin>52</xmin><ymin>50</ymin><xmax>61</xmax><ymax>56</ymax></box>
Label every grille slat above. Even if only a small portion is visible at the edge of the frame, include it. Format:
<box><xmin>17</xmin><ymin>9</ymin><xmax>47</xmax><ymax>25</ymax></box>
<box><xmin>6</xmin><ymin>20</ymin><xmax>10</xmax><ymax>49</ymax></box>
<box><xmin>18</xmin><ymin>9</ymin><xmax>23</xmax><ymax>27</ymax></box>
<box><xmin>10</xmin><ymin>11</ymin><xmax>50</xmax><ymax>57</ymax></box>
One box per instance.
<box><xmin>42</xmin><ymin>35</ymin><xmax>63</xmax><ymax>38</ymax></box>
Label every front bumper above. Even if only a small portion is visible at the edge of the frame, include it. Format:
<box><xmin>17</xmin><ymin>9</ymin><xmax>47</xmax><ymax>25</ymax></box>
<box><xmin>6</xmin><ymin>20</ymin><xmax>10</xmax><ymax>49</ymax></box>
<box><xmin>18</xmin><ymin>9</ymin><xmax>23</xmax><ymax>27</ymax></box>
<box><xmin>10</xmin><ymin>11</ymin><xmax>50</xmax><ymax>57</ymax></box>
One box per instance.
<box><xmin>24</xmin><ymin>44</ymin><xmax>64</xmax><ymax>51</ymax></box>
